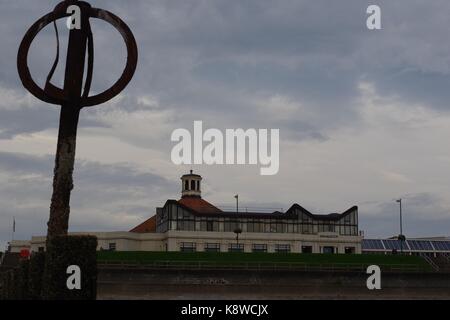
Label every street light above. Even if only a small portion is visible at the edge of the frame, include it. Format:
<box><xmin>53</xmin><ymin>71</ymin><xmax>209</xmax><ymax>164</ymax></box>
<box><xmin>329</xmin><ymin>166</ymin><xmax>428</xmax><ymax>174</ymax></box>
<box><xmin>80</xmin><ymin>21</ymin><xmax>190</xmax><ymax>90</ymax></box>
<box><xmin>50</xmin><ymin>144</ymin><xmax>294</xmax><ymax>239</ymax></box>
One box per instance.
<box><xmin>234</xmin><ymin>228</ymin><xmax>242</xmax><ymax>244</ymax></box>
<box><xmin>396</xmin><ymin>199</ymin><xmax>405</xmax><ymax>254</ymax></box>
<box><xmin>233</xmin><ymin>227</ymin><xmax>242</xmax><ymax>247</ymax></box>
<box><xmin>232</xmin><ymin>195</ymin><xmax>242</xmax><ymax>251</ymax></box>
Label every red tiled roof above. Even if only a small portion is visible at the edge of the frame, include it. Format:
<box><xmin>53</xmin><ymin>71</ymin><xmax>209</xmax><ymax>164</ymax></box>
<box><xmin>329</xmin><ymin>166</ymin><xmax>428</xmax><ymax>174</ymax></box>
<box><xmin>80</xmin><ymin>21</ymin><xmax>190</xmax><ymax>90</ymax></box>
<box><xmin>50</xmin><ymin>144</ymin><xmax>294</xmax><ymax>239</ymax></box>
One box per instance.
<box><xmin>130</xmin><ymin>215</ymin><xmax>156</xmax><ymax>233</ymax></box>
<box><xmin>178</xmin><ymin>197</ymin><xmax>223</xmax><ymax>214</ymax></box>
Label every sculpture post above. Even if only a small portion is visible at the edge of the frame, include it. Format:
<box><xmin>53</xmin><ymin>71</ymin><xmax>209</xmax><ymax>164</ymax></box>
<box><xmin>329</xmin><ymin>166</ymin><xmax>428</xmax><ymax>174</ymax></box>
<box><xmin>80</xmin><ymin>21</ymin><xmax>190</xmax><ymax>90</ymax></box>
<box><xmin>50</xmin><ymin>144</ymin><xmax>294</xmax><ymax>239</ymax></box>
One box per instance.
<box><xmin>17</xmin><ymin>0</ymin><xmax>138</xmax><ymax>239</ymax></box>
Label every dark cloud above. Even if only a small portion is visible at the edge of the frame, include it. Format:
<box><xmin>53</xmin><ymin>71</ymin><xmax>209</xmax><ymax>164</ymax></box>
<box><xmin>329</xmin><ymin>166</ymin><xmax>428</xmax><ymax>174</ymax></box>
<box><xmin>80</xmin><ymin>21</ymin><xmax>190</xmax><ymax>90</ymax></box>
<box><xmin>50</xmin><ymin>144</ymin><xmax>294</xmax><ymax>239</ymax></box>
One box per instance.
<box><xmin>3</xmin><ymin>0</ymin><xmax>450</xmax><ymax>138</ymax></box>
<box><xmin>1</xmin><ymin>0</ymin><xmax>450</xmax><ymax>245</ymax></box>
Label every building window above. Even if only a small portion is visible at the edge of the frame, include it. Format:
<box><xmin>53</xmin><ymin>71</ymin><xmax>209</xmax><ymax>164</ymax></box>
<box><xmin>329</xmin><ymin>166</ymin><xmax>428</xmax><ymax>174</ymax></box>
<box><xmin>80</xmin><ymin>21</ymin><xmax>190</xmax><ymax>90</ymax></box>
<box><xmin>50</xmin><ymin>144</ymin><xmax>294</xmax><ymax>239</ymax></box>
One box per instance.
<box><xmin>276</xmin><ymin>222</ymin><xmax>285</xmax><ymax>233</ymax></box>
<box><xmin>322</xmin><ymin>246</ymin><xmax>335</xmax><ymax>254</ymax></box>
<box><xmin>247</xmin><ymin>221</ymin><xmax>261</xmax><ymax>233</ymax></box>
<box><xmin>345</xmin><ymin>247</ymin><xmax>355</xmax><ymax>254</ymax></box>
<box><xmin>228</xmin><ymin>243</ymin><xmax>244</xmax><ymax>252</ymax></box>
<box><xmin>341</xmin><ymin>225</ymin><xmax>357</xmax><ymax>236</ymax></box>
<box><xmin>344</xmin><ymin>214</ymin><xmax>352</xmax><ymax>224</ymax></box>
<box><xmin>275</xmin><ymin>244</ymin><xmax>291</xmax><ymax>253</ymax></box>
<box><xmin>287</xmin><ymin>224</ymin><xmax>297</xmax><ymax>233</ymax></box>
<box><xmin>302</xmin><ymin>246</ymin><xmax>312</xmax><ymax>253</ymax></box>
<box><xmin>301</xmin><ymin>224</ymin><xmax>313</xmax><ymax>234</ymax></box>
<box><xmin>200</xmin><ymin>220</ymin><xmax>219</xmax><ymax>232</ymax></box>
<box><xmin>252</xmin><ymin>244</ymin><xmax>267</xmax><ymax>253</ymax></box>
<box><xmin>180</xmin><ymin>242</ymin><xmax>196</xmax><ymax>252</ymax></box>
<box><xmin>38</xmin><ymin>247</ymin><xmax>45</xmax><ymax>253</ymax></box>
<box><xmin>318</xmin><ymin>223</ymin><xmax>335</xmax><ymax>233</ymax></box>
<box><xmin>185</xmin><ymin>180</ymin><xmax>189</xmax><ymax>190</ymax></box>
<box><xmin>191</xmin><ymin>180</ymin><xmax>195</xmax><ymax>190</ymax></box>
<box><xmin>108</xmin><ymin>243</ymin><xmax>116</xmax><ymax>251</ymax></box>
<box><xmin>204</xmin><ymin>243</ymin><xmax>220</xmax><ymax>252</ymax></box>
<box><xmin>224</xmin><ymin>220</ymin><xmax>240</xmax><ymax>232</ymax></box>
<box><xmin>177</xmin><ymin>220</ymin><xmax>195</xmax><ymax>231</ymax></box>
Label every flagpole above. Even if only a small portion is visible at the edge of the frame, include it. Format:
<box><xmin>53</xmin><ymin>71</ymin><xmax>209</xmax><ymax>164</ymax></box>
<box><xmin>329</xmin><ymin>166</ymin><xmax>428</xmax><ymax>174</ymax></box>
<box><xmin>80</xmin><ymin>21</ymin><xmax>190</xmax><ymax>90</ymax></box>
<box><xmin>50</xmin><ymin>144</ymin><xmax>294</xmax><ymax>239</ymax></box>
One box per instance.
<box><xmin>396</xmin><ymin>199</ymin><xmax>404</xmax><ymax>254</ymax></box>
<box><xmin>12</xmin><ymin>216</ymin><xmax>15</xmax><ymax>242</ymax></box>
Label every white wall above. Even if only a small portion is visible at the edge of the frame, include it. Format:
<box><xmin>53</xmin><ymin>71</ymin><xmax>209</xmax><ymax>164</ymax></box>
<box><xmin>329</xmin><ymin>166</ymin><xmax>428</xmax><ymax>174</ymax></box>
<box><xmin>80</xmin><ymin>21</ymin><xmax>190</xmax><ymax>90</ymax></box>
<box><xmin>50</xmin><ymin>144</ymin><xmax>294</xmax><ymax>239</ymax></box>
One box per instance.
<box><xmin>9</xmin><ymin>230</ymin><xmax>362</xmax><ymax>254</ymax></box>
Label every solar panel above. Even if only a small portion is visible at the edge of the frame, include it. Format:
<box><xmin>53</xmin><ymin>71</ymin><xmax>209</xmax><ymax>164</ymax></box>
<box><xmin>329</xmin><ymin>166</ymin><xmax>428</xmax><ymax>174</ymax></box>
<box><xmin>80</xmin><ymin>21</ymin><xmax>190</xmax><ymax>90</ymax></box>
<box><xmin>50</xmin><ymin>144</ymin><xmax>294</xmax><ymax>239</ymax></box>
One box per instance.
<box><xmin>362</xmin><ymin>239</ymin><xmax>384</xmax><ymax>250</ymax></box>
<box><xmin>431</xmin><ymin>241</ymin><xmax>450</xmax><ymax>251</ymax></box>
<box><xmin>407</xmin><ymin>240</ymin><xmax>434</xmax><ymax>251</ymax></box>
<box><xmin>363</xmin><ymin>239</ymin><xmax>450</xmax><ymax>252</ymax></box>
<box><xmin>382</xmin><ymin>239</ymin><xmax>409</xmax><ymax>251</ymax></box>
<box><xmin>444</xmin><ymin>241</ymin><xmax>450</xmax><ymax>250</ymax></box>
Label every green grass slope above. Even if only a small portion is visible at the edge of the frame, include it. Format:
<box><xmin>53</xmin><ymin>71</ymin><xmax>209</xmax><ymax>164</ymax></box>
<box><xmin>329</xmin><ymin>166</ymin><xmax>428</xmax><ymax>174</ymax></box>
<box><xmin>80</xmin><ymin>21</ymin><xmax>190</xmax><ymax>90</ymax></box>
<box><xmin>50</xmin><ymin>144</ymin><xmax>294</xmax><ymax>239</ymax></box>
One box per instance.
<box><xmin>97</xmin><ymin>251</ymin><xmax>430</xmax><ymax>271</ymax></box>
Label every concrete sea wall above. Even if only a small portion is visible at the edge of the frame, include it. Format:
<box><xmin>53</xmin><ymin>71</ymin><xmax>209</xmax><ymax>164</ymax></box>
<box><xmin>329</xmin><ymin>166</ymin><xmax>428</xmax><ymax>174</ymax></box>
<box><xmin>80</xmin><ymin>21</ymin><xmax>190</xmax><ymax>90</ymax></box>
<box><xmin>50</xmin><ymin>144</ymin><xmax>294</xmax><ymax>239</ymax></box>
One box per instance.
<box><xmin>97</xmin><ymin>268</ymin><xmax>450</xmax><ymax>300</ymax></box>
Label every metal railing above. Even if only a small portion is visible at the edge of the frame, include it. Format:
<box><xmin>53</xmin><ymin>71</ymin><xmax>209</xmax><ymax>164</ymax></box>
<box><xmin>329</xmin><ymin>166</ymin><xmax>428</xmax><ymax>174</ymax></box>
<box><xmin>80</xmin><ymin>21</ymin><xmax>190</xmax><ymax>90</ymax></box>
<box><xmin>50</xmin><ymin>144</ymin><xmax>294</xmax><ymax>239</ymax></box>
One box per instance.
<box><xmin>420</xmin><ymin>253</ymin><xmax>440</xmax><ymax>272</ymax></box>
<box><xmin>443</xmin><ymin>253</ymin><xmax>450</xmax><ymax>263</ymax></box>
<box><xmin>97</xmin><ymin>260</ymin><xmax>431</xmax><ymax>273</ymax></box>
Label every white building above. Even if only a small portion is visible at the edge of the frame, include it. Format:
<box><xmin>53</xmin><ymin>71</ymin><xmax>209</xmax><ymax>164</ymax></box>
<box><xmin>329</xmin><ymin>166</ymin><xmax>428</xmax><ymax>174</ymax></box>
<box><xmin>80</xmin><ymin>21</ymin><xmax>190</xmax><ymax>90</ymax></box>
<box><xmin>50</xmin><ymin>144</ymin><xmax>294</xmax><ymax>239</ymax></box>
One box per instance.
<box><xmin>10</xmin><ymin>171</ymin><xmax>363</xmax><ymax>254</ymax></box>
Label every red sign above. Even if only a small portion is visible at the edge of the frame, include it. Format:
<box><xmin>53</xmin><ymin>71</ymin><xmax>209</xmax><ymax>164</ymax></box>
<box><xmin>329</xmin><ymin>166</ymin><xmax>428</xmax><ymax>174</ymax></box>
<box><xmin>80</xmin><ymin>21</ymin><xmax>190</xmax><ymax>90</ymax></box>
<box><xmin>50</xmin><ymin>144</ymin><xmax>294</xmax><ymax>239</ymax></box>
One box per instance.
<box><xmin>19</xmin><ymin>249</ymin><xmax>30</xmax><ymax>259</ymax></box>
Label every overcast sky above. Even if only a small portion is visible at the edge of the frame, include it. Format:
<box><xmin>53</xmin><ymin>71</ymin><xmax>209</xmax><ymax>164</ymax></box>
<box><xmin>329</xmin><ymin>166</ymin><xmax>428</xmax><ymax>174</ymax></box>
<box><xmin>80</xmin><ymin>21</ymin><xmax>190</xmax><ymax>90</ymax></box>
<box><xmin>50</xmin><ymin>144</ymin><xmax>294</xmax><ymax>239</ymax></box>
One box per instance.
<box><xmin>1</xmin><ymin>0</ymin><xmax>450</xmax><ymax>249</ymax></box>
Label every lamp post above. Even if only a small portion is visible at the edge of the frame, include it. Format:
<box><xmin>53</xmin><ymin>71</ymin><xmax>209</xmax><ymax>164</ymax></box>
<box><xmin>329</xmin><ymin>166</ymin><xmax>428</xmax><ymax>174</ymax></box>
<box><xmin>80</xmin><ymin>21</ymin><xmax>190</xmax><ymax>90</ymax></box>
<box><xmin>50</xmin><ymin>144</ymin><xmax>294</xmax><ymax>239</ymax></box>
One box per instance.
<box><xmin>396</xmin><ymin>198</ymin><xmax>404</xmax><ymax>254</ymax></box>
<box><xmin>232</xmin><ymin>195</ymin><xmax>242</xmax><ymax>251</ymax></box>
<box><xmin>234</xmin><ymin>227</ymin><xmax>242</xmax><ymax>247</ymax></box>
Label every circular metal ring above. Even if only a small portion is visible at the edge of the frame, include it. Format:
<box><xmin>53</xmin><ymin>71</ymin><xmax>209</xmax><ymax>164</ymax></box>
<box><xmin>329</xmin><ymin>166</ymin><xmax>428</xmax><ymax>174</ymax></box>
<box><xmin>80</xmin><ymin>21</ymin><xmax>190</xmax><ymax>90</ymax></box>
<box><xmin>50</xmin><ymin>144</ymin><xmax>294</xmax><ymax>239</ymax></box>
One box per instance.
<box><xmin>17</xmin><ymin>4</ymin><xmax>138</xmax><ymax>107</ymax></box>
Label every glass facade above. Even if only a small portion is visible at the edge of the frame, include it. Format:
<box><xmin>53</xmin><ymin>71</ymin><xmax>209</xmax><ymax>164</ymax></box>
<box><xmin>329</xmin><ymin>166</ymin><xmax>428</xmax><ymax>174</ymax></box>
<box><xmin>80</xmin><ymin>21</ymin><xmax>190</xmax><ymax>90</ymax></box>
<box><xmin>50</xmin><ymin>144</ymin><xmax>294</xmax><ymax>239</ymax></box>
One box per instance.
<box><xmin>156</xmin><ymin>203</ymin><xmax>359</xmax><ymax>236</ymax></box>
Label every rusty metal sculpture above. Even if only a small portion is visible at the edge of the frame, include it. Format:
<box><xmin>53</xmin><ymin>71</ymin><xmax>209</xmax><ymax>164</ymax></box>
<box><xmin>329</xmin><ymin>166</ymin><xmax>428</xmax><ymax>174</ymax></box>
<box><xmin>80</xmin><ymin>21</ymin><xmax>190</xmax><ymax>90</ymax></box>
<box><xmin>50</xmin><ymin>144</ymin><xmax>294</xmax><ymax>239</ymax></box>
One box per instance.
<box><xmin>17</xmin><ymin>0</ymin><xmax>138</xmax><ymax>238</ymax></box>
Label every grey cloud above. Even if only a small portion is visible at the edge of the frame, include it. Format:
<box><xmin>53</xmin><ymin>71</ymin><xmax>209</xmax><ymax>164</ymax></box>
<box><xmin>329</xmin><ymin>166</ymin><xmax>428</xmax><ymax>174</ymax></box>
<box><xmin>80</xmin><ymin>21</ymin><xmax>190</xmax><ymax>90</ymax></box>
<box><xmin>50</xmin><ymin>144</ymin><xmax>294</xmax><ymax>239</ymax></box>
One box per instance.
<box><xmin>1</xmin><ymin>0</ymin><xmax>450</xmax><ymax>243</ymax></box>
<box><xmin>360</xmin><ymin>193</ymin><xmax>450</xmax><ymax>238</ymax></box>
<box><xmin>0</xmin><ymin>100</ymin><xmax>108</xmax><ymax>139</ymax></box>
<box><xmin>0</xmin><ymin>151</ymin><xmax>176</xmax><ymax>243</ymax></box>
<box><xmin>3</xmin><ymin>0</ymin><xmax>450</xmax><ymax>139</ymax></box>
